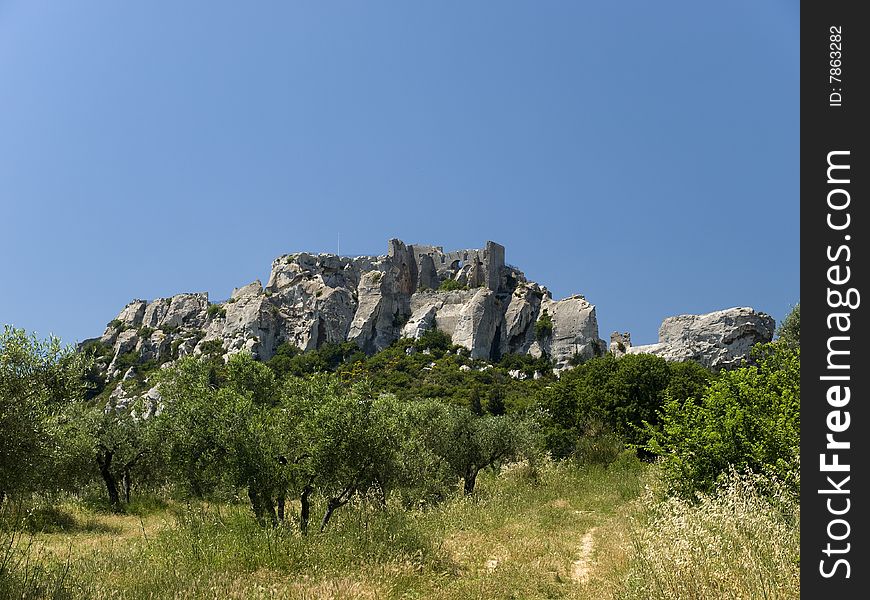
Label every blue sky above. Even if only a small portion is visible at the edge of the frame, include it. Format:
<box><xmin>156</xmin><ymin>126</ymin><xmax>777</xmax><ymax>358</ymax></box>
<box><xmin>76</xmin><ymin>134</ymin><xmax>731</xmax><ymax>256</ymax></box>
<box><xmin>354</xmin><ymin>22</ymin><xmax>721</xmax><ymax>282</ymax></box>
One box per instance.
<box><xmin>0</xmin><ymin>1</ymin><xmax>799</xmax><ymax>345</ymax></box>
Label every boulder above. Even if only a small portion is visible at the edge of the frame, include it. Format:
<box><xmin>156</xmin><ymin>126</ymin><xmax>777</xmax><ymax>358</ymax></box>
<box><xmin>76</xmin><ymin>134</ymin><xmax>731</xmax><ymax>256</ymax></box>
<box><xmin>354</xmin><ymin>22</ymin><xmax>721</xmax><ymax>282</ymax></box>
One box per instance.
<box><xmin>501</xmin><ymin>283</ymin><xmax>543</xmax><ymax>355</ymax></box>
<box><xmin>609</xmin><ymin>332</ymin><xmax>631</xmax><ymax>358</ymax></box>
<box><xmin>347</xmin><ymin>253</ymin><xmax>415</xmax><ymax>353</ymax></box>
<box><xmin>401</xmin><ymin>304</ymin><xmax>439</xmax><ymax>339</ymax></box>
<box><xmin>627</xmin><ymin>307</ymin><xmax>775</xmax><ymax>370</ymax></box>
<box><xmin>451</xmin><ymin>288</ymin><xmax>502</xmax><ymax>360</ymax></box>
<box><xmin>416</xmin><ymin>254</ymin><xmax>439</xmax><ymax>291</ymax></box>
<box><xmin>539</xmin><ymin>295</ymin><xmax>605</xmax><ymax>370</ymax></box>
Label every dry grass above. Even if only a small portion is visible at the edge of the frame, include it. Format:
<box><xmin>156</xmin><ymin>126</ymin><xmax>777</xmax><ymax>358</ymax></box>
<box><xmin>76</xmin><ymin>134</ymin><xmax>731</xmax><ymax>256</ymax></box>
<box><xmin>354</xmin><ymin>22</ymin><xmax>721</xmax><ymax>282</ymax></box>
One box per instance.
<box><xmin>616</xmin><ymin>470</ymin><xmax>800</xmax><ymax>600</ymax></box>
<box><xmin>1</xmin><ymin>460</ymin><xmax>799</xmax><ymax>599</ymax></box>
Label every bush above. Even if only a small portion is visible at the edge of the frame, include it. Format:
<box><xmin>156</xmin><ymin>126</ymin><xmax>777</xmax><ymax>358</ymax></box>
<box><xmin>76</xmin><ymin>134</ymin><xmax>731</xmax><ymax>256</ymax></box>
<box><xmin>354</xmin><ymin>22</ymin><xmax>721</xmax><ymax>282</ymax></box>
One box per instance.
<box><xmin>80</xmin><ymin>339</ymin><xmax>113</xmax><ymax>360</ymax></box>
<box><xmin>534</xmin><ymin>310</ymin><xmax>553</xmax><ymax>340</ymax></box>
<box><xmin>137</xmin><ymin>326</ymin><xmax>155</xmax><ymax>339</ymax></box>
<box><xmin>648</xmin><ymin>343</ymin><xmax>800</xmax><ymax>497</ymax></box>
<box><xmin>265</xmin><ymin>342</ymin><xmax>362</xmax><ymax>379</ymax></box>
<box><xmin>207</xmin><ymin>304</ymin><xmax>226</xmax><ymax>319</ymax></box>
<box><xmin>498</xmin><ymin>353</ymin><xmax>552</xmax><ymax>379</ymax></box>
<box><xmin>114</xmin><ymin>350</ymin><xmax>140</xmax><ymax>371</ymax></box>
<box><xmin>198</xmin><ymin>339</ymin><xmax>225</xmax><ymax>358</ymax></box>
<box><xmin>414</xmin><ymin>329</ymin><xmax>452</xmax><ymax>354</ymax></box>
<box><xmin>535</xmin><ymin>353</ymin><xmax>708</xmax><ymax>457</ymax></box>
<box><xmin>572</xmin><ymin>420</ymin><xmax>624</xmax><ymax>466</ymax></box>
<box><xmin>777</xmin><ymin>302</ymin><xmax>800</xmax><ymax>348</ymax></box>
<box><xmin>438</xmin><ymin>278</ymin><xmax>465</xmax><ymax>292</ymax></box>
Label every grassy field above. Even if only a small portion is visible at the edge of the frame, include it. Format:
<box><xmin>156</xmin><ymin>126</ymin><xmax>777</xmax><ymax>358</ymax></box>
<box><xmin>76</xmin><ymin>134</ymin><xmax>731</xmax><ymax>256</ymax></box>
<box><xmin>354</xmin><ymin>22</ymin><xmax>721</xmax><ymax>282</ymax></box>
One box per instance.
<box><xmin>1</xmin><ymin>456</ymin><xmax>798</xmax><ymax>599</ymax></box>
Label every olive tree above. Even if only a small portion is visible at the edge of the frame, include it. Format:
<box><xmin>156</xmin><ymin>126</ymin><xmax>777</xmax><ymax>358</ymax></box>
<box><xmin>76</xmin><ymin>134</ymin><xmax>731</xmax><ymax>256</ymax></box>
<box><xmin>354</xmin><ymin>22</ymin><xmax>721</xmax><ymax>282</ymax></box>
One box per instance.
<box><xmin>80</xmin><ymin>399</ymin><xmax>159</xmax><ymax>511</ymax></box>
<box><xmin>0</xmin><ymin>327</ymin><xmax>90</xmax><ymax>504</ymax></box>
<box><xmin>440</xmin><ymin>408</ymin><xmax>534</xmax><ymax>495</ymax></box>
<box><xmin>158</xmin><ymin>354</ymin><xmax>293</xmax><ymax>525</ymax></box>
<box><xmin>283</xmin><ymin>377</ymin><xmax>406</xmax><ymax>532</ymax></box>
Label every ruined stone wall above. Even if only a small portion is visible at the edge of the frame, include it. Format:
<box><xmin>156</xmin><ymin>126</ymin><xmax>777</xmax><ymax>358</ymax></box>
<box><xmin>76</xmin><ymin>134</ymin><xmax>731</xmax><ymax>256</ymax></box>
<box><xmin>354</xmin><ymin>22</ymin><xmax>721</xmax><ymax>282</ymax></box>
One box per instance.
<box><xmin>406</xmin><ymin>241</ymin><xmax>506</xmax><ymax>291</ymax></box>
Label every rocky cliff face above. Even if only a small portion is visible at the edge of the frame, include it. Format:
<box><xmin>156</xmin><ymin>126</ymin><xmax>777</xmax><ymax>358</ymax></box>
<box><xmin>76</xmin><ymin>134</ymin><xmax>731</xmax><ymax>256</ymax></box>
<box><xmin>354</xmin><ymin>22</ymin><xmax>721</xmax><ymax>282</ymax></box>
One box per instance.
<box><xmin>623</xmin><ymin>307</ymin><xmax>775</xmax><ymax>370</ymax></box>
<box><xmin>89</xmin><ymin>240</ymin><xmax>776</xmax><ymax>388</ymax></box>
<box><xmin>91</xmin><ymin>239</ymin><xmax>606</xmax><ymax>380</ymax></box>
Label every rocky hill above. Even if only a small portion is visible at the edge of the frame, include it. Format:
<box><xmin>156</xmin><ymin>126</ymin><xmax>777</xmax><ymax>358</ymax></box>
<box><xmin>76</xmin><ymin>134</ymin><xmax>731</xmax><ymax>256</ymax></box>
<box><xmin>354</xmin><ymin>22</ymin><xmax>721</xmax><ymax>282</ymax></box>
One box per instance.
<box><xmin>87</xmin><ymin>238</ymin><xmax>775</xmax><ymax>387</ymax></box>
<box><xmin>91</xmin><ymin>240</ymin><xmax>606</xmax><ymax>381</ymax></box>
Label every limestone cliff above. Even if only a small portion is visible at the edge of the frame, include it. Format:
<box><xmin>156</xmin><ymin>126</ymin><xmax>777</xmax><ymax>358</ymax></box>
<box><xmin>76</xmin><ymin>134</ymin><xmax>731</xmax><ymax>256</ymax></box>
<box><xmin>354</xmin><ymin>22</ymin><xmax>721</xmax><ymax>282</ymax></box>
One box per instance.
<box><xmin>87</xmin><ymin>240</ymin><xmax>776</xmax><ymax>389</ymax></box>
<box><xmin>90</xmin><ymin>239</ymin><xmax>606</xmax><ymax>381</ymax></box>
<box><xmin>622</xmin><ymin>307</ymin><xmax>775</xmax><ymax>370</ymax></box>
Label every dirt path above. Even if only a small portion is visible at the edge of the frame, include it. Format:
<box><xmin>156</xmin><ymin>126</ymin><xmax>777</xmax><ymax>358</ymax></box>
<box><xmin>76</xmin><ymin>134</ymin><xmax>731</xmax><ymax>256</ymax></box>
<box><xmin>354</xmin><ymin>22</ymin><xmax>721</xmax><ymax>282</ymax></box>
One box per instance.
<box><xmin>570</xmin><ymin>527</ymin><xmax>597</xmax><ymax>584</ymax></box>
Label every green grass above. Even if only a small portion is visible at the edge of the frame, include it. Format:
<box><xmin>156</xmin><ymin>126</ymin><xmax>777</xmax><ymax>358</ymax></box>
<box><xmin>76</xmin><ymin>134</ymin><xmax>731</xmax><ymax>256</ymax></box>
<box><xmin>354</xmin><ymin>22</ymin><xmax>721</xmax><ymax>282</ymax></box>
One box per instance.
<box><xmin>0</xmin><ymin>459</ymin><xmax>799</xmax><ymax>599</ymax></box>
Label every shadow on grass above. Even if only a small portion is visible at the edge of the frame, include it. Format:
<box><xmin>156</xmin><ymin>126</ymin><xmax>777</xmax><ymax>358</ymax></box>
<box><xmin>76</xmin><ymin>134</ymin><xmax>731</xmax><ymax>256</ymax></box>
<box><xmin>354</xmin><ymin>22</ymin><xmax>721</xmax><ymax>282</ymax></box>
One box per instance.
<box><xmin>1</xmin><ymin>504</ymin><xmax>123</xmax><ymax>535</ymax></box>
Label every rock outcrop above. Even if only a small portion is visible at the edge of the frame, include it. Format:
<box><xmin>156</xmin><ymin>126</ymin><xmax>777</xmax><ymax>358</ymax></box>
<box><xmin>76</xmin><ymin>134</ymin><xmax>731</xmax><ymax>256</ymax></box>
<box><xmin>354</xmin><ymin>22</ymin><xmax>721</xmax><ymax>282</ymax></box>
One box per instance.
<box><xmin>538</xmin><ymin>295</ymin><xmax>607</xmax><ymax>369</ymax></box>
<box><xmin>626</xmin><ymin>307</ymin><xmax>775</xmax><ymax>370</ymax></box>
<box><xmin>87</xmin><ymin>240</ymin><xmax>606</xmax><ymax>380</ymax></box>
<box><xmin>85</xmin><ymin>240</ymin><xmax>776</xmax><ymax>387</ymax></box>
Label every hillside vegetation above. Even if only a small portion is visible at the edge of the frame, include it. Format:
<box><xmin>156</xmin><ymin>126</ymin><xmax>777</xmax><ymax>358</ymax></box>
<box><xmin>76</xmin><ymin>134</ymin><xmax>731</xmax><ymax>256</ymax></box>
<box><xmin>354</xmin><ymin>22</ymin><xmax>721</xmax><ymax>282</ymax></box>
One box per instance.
<box><xmin>0</xmin><ymin>308</ymin><xmax>800</xmax><ymax>599</ymax></box>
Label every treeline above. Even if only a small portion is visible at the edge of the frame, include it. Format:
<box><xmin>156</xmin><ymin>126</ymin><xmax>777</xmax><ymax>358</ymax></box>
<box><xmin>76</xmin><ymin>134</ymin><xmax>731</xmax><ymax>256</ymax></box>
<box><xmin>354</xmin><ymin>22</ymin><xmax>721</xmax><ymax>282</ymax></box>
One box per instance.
<box><xmin>0</xmin><ymin>307</ymin><xmax>800</xmax><ymax>527</ymax></box>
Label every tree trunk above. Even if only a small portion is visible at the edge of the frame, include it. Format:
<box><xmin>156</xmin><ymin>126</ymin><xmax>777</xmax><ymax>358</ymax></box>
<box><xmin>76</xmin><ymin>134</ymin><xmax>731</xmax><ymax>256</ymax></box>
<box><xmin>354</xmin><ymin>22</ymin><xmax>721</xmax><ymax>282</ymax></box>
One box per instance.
<box><xmin>320</xmin><ymin>498</ymin><xmax>340</xmax><ymax>533</ymax></box>
<box><xmin>248</xmin><ymin>486</ymin><xmax>265</xmax><ymax>525</ymax></box>
<box><xmin>263</xmin><ymin>493</ymin><xmax>277</xmax><ymax>527</ymax></box>
<box><xmin>319</xmin><ymin>486</ymin><xmax>355</xmax><ymax>533</ymax></box>
<box><xmin>463</xmin><ymin>466</ymin><xmax>480</xmax><ymax>495</ymax></box>
<box><xmin>300</xmin><ymin>485</ymin><xmax>313</xmax><ymax>534</ymax></box>
<box><xmin>249</xmin><ymin>485</ymin><xmax>277</xmax><ymax>527</ymax></box>
<box><xmin>119</xmin><ymin>451</ymin><xmax>145</xmax><ymax>505</ymax></box>
<box><xmin>277</xmin><ymin>495</ymin><xmax>285</xmax><ymax>522</ymax></box>
<box><xmin>97</xmin><ymin>450</ymin><xmax>122</xmax><ymax>511</ymax></box>
<box><xmin>122</xmin><ymin>470</ymin><xmax>132</xmax><ymax>504</ymax></box>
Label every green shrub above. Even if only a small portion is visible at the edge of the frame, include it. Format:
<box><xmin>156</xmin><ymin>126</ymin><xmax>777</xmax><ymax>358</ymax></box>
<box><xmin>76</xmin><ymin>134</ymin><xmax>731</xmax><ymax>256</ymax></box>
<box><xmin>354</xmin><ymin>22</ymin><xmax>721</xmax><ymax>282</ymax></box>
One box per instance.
<box><xmin>568</xmin><ymin>351</ymin><xmax>587</xmax><ymax>366</ymax></box>
<box><xmin>198</xmin><ymin>339</ymin><xmax>225</xmax><ymax>357</ymax></box>
<box><xmin>572</xmin><ymin>420</ymin><xmax>624</xmax><ymax>466</ymax></box>
<box><xmin>777</xmin><ymin>302</ymin><xmax>800</xmax><ymax>348</ymax></box>
<box><xmin>80</xmin><ymin>339</ymin><xmax>113</xmax><ymax>360</ymax></box>
<box><xmin>107</xmin><ymin>319</ymin><xmax>123</xmax><ymax>329</ymax></box>
<box><xmin>137</xmin><ymin>326</ymin><xmax>155</xmax><ymax>339</ymax></box>
<box><xmin>438</xmin><ymin>278</ymin><xmax>465</xmax><ymax>292</ymax></box>
<box><xmin>414</xmin><ymin>329</ymin><xmax>452</xmax><ymax>354</ymax></box>
<box><xmin>534</xmin><ymin>310</ymin><xmax>553</xmax><ymax>340</ymax></box>
<box><xmin>648</xmin><ymin>343</ymin><xmax>800</xmax><ymax>497</ymax></box>
<box><xmin>114</xmin><ymin>350</ymin><xmax>140</xmax><ymax>371</ymax></box>
<box><xmin>535</xmin><ymin>352</ymin><xmax>701</xmax><ymax>457</ymax></box>
<box><xmin>206</xmin><ymin>304</ymin><xmax>226</xmax><ymax>319</ymax></box>
<box><xmin>499</xmin><ymin>352</ymin><xmax>552</xmax><ymax>378</ymax></box>
<box><xmin>392</xmin><ymin>311</ymin><xmax>410</xmax><ymax>328</ymax></box>
<box><xmin>265</xmin><ymin>342</ymin><xmax>362</xmax><ymax>379</ymax></box>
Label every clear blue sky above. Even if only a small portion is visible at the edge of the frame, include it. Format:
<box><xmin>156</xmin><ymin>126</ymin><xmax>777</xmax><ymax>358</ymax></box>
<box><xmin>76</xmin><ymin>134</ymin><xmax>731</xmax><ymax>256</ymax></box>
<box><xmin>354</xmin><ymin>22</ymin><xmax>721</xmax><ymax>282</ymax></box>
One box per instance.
<box><xmin>0</xmin><ymin>1</ymin><xmax>799</xmax><ymax>346</ymax></box>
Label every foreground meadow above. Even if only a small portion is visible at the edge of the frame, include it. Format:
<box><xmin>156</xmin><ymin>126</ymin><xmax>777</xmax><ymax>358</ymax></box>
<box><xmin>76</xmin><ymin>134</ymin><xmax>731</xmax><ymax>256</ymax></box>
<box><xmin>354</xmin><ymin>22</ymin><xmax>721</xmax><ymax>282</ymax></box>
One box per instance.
<box><xmin>2</xmin><ymin>459</ymin><xmax>798</xmax><ymax>600</ymax></box>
